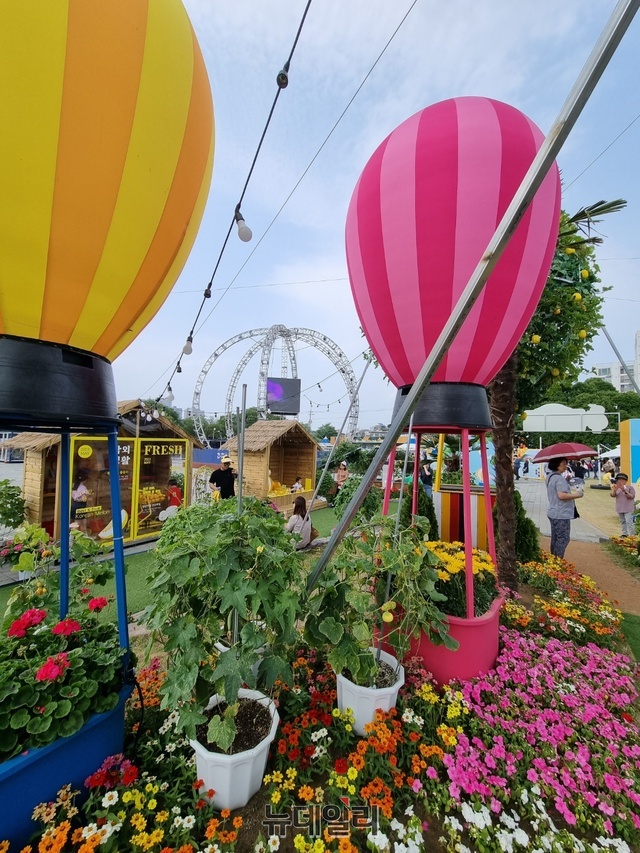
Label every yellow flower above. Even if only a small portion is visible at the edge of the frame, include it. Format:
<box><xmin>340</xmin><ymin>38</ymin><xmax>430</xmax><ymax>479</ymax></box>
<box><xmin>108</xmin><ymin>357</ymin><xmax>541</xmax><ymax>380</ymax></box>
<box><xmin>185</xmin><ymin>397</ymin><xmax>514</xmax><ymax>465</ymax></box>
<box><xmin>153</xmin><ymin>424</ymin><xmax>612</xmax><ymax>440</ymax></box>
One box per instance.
<box><xmin>130</xmin><ymin>812</ymin><xmax>147</xmax><ymax>831</ymax></box>
<box><xmin>156</xmin><ymin>811</ymin><xmax>169</xmax><ymax>823</ymax></box>
<box><xmin>271</xmin><ymin>790</ymin><xmax>282</xmax><ymax>805</ymax></box>
<box><xmin>147</xmin><ymin>799</ymin><xmax>157</xmax><ymax>810</ymax></box>
<box><xmin>257</xmin><ymin>545</ymin><xmax>264</xmax><ymax>554</ymax></box>
<box><xmin>122</xmin><ymin>791</ymin><xmax>133</xmax><ymax>804</ymax></box>
<box><xmin>347</xmin><ymin>767</ymin><xmax>358</xmax><ymax>781</ymax></box>
<box><xmin>348</xmin><ymin>784</ymin><xmax>356</xmax><ymax>795</ymax></box>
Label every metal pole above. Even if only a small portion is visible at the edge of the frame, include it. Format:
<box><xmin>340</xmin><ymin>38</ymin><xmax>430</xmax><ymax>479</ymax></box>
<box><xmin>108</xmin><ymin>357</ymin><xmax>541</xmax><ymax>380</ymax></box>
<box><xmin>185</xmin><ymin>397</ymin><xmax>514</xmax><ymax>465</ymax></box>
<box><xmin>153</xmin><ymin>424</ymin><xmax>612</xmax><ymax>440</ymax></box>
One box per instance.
<box><xmin>602</xmin><ymin>327</ymin><xmax>640</xmax><ymax>395</ymax></box>
<box><xmin>303</xmin><ymin>356</ymin><xmax>371</xmax><ymax>524</ymax></box>
<box><xmin>107</xmin><ymin>427</ymin><xmax>131</xmax><ymax>675</ymax></box>
<box><xmin>237</xmin><ymin>385</ymin><xmax>247</xmax><ymax>514</ymax></box>
<box><xmin>58</xmin><ymin>430</ymin><xmax>71</xmax><ymax>619</ymax></box>
<box><xmin>307</xmin><ymin>0</ymin><xmax>639</xmax><ymax>593</ymax></box>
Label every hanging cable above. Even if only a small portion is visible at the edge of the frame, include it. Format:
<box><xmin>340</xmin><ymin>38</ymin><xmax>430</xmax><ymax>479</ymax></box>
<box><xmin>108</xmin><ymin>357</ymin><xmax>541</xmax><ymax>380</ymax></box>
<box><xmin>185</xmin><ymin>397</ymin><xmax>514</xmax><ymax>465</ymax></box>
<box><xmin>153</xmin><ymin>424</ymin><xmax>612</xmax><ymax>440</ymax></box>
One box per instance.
<box><xmin>153</xmin><ymin>0</ymin><xmax>314</xmax><ymax>404</ymax></box>
<box><xmin>564</xmin><ymin>111</ymin><xmax>640</xmax><ymax>190</ymax></box>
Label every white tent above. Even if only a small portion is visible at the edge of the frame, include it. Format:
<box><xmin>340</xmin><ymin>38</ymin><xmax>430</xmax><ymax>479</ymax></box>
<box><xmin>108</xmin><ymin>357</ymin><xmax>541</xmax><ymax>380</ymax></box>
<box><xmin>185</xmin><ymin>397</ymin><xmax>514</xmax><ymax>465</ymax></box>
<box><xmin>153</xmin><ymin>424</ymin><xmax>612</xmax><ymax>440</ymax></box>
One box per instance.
<box><xmin>599</xmin><ymin>446</ymin><xmax>620</xmax><ymax>459</ymax></box>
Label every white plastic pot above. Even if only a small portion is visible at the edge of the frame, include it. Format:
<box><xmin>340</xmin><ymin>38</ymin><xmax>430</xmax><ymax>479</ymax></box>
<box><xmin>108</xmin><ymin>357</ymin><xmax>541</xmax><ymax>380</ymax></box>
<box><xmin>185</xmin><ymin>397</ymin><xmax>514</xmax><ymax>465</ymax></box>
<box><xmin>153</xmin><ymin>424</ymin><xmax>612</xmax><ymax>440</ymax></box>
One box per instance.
<box><xmin>336</xmin><ymin>647</ymin><xmax>404</xmax><ymax>736</ymax></box>
<box><xmin>189</xmin><ymin>688</ymin><xmax>279</xmax><ymax>811</ymax></box>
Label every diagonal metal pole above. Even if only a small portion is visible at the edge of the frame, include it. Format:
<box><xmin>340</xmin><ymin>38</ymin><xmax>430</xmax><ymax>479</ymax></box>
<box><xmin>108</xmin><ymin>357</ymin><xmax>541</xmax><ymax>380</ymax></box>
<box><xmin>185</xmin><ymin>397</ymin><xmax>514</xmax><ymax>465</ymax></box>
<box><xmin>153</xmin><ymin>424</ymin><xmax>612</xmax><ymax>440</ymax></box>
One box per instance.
<box><xmin>308</xmin><ymin>0</ymin><xmax>639</xmax><ymax>593</ymax></box>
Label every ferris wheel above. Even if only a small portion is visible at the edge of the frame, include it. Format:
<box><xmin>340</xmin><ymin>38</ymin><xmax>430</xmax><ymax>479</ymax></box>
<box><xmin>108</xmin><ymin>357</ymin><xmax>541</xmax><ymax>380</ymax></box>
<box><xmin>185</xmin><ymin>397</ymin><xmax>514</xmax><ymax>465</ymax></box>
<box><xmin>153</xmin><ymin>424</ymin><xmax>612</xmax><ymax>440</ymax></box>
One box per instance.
<box><xmin>191</xmin><ymin>325</ymin><xmax>360</xmax><ymax>446</ymax></box>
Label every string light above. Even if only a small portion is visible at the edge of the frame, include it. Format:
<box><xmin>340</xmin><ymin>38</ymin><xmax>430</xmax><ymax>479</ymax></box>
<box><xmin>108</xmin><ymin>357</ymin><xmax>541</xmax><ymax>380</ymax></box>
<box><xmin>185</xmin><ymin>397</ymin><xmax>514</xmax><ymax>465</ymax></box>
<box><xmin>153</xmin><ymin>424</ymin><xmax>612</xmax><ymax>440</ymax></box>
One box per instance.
<box><xmin>152</xmin><ymin>0</ymin><xmax>314</xmax><ymax>407</ymax></box>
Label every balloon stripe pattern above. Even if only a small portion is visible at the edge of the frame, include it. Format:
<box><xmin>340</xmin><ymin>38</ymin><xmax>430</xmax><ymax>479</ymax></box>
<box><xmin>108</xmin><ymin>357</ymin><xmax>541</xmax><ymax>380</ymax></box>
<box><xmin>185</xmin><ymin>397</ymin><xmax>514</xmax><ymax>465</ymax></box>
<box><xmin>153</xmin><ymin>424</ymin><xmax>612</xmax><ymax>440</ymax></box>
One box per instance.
<box><xmin>345</xmin><ymin>97</ymin><xmax>561</xmax><ymax>389</ymax></box>
<box><xmin>0</xmin><ymin>0</ymin><xmax>214</xmax><ymax>362</ymax></box>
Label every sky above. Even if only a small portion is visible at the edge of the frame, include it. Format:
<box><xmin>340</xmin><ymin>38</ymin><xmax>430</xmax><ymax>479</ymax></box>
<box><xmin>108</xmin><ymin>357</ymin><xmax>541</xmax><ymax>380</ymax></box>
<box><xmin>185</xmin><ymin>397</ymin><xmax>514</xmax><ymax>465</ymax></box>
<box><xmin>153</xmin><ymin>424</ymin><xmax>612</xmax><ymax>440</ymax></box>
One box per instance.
<box><xmin>111</xmin><ymin>1</ymin><xmax>640</xmax><ymax>433</ymax></box>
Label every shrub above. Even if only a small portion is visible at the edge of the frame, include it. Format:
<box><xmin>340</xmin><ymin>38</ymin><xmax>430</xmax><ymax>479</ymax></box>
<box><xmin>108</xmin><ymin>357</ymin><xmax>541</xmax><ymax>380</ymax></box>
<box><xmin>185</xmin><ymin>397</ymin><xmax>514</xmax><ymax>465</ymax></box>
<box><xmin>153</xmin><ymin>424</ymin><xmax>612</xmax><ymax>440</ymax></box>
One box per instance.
<box><xmin>0</xmin><ymin>479</ymin><xmax>25</xmax><ymax>529</ymax></box>
<box><xmin>332</xmin><ymin>474</ymin><xmax>382</xmax><ymax>523</ymax></box>
<box><xmin>493</xmin><ymin>488</ymin><xmax>541</xmax><ymax>564</ymax></box>
<box><xmin>398</xmin><ymin>484</ymin><xmax>439</xmax><ymax>539</ymax></box>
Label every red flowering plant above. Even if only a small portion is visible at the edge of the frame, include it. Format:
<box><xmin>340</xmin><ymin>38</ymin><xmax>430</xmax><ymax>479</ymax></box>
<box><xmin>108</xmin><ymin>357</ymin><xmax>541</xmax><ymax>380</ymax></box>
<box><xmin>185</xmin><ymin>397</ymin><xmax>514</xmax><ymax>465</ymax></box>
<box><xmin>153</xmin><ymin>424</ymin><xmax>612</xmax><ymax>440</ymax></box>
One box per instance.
<box><xmin>0</xmin><ymin>532</ymin><xmax>126</xmax><ymax>763</ymax></box>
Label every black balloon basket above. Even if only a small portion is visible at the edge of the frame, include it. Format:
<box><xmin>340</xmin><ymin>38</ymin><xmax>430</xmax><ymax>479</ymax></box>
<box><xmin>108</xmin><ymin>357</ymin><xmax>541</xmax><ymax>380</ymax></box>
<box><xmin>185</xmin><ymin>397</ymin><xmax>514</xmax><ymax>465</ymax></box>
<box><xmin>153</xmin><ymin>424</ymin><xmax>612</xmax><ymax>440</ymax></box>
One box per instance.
<box><xmin>392</xmin><ymin>382</ymin><xmax>493</xmax><ymax>431</ymax></box>
<box><xmin>0</xmin><ymin>335</ymin><xmax>119</xmax><ymax>428</ymax></box>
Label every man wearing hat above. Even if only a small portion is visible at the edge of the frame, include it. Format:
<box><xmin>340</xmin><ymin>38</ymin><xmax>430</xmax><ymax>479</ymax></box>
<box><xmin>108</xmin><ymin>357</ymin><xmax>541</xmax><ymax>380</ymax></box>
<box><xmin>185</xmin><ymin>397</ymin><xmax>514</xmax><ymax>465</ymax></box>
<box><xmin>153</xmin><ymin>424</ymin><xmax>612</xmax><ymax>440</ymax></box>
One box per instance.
<box><xmin>209</xmin><ymin>457</ymin><xmax>236</xmax><ymax>500</ymax></box>
<box><xmin>610</xmin><ymin>473</ymin><xmax>636</xmax><ymax>536</ymax></box>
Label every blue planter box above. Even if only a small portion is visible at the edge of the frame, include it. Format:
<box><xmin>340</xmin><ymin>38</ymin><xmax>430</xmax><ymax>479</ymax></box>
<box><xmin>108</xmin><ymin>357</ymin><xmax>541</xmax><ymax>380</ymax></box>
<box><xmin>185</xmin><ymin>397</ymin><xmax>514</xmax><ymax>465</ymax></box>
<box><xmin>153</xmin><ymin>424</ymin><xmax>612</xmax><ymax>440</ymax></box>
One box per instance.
<box><xmin>0</xmin><ymin>684</ymin><xmax>132</xmax><ymax>846</ymax></box>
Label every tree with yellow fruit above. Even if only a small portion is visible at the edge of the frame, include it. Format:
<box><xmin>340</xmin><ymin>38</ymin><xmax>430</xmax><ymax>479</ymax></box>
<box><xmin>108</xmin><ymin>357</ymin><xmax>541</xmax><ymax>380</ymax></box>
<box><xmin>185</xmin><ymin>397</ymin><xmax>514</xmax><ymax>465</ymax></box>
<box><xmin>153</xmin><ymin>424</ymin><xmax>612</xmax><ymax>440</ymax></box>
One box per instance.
<box><xmin>488</xmin><ymin>199</ymin><xmax>626</xmax><ymax>589</ymax></box>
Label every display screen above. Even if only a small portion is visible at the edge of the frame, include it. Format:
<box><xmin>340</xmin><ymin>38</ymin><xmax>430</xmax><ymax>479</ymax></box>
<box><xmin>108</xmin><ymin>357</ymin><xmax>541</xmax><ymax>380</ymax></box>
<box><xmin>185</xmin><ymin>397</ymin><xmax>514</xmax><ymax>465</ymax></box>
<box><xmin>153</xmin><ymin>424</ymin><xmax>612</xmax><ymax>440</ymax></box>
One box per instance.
<box><xmin>266</xmin><ymin>377</ymin><xmax>301</xmax><ymax>415</ymax></box>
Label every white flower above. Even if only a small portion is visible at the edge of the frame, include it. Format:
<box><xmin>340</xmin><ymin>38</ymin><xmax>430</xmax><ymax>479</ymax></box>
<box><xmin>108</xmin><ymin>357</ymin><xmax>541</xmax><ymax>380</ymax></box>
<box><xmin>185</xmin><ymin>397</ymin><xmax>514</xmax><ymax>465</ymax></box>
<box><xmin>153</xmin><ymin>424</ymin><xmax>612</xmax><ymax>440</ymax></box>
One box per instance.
<box><xmin>183</xmin><ymin>815</ymin><xmax>196</xmax><ymax>829</ymax></box>
<box><xmin>253</xmin><ymin>842</ymin><xmax>266</xmax><ymax>853</ymax></box>
<box><xmin>160</xmin><ymin>782</ymin><xmax>169</xmax><ymax>792</ymax></box>
<box><xmin>311</xmin><ymin>728</ymin><xmax>327</xmax><ymax>742</ymax></box>
<box><xmin>404</xmin><ymin>805</ymin><xmax>414</xmax><ymax>817</ymax></box>
<box><xmin>499</xmin><ymin>812</ymin><xmax>516</xmax><ymax>830</ymax></box>
<box><xmin>82</xmin><ymin>824</ymin><xmax>99</xmax><ymax>839</ymax></box>
<box><xmin>172</xmin><ymin>805</ymin><xmax>182</xmax><ymax>814</ymax></box>
<box><xmin>414</xmin><ymin>715</ymin><xmax>424</xmax><ymax>728</ymax></box>
<box><xmin>496</xmin><ymin>829</ymin><xmax>514</xmax><ymax>853</ymax></box>
<box><xmin>173</xmin><ymin>816</ymin><xmax>184</xmax><ymax>829</ymax></box>
<box><xmin>366</xmin><ymin>830</ymin><xmax>389</xmax><ymax>850</ymax></box>
<box><xmin>402</xmin><ymin>709</ymin><xmax>414</xmax><ymax>723</ymax></box>
<box><xmin>513</xmin><ymin>828</ymin><xmax>529</xmax><ymax>847</ymax></box>
<box><xmin>165</xmin><ymin>742</ymin><xmax>177</xmax><ymax>753</ymax></box>
<box><xmin>101</xmin><ymin>791</ymin><xmax>119</xmax><ymax>807</ymax></box>
<box><xmin>268</xmin><ymin>837</ymin><xmax>281</xmax><ymax>851</ymax></box>
<box><xmin>444</xmin><ymin>815</ymin><xmax>463</xmax><ymax>833</ymax></box>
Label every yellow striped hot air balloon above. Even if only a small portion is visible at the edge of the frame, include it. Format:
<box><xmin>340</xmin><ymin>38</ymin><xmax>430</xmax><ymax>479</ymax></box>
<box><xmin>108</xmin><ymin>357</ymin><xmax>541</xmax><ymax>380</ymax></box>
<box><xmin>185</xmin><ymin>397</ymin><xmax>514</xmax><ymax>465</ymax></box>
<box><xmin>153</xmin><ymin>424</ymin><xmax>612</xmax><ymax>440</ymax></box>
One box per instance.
<box><xmin>0</xmin><ymin>0</ymin><xmax>214</xmax><ymax>422</ymax></box>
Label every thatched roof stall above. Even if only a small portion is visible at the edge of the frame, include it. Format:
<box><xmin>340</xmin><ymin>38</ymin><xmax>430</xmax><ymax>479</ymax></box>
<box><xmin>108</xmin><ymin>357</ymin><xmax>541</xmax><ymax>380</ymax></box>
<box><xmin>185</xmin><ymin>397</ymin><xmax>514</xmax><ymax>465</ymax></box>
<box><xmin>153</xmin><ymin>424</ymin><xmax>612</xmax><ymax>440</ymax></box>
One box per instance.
<box><xmin>222</xmin><ymin>421</ymin><xmax>319</xmax><ymax>514</ymax></box>
<box><xmin>2</xmin><ymin>401</ymin><xmax>201</xmax><ymax>539</ymax></box>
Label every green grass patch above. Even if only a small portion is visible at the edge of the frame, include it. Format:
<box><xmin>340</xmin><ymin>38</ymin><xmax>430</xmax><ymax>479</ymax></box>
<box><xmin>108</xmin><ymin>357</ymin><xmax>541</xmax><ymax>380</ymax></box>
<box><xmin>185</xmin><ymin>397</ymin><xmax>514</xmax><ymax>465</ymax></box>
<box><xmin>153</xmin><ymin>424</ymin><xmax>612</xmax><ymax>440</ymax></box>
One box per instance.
<box><xmin>601</xmin><ymin>541</ymin><xmax>640</xmax><ymax>581</ymax></box>
<box><xmin>309</xmin><ymin>507</ymin><xmax>337</xmax><ymax>537</ymax></box>
<box><xmin>621</xmin><ymin>613</ymin><xmax>640</xmax><ymax>660</ymax></box>
<box><xmin>0</xmin><ymin>548</ymin><xmax>157</xmax><ymax>618</ymax></box>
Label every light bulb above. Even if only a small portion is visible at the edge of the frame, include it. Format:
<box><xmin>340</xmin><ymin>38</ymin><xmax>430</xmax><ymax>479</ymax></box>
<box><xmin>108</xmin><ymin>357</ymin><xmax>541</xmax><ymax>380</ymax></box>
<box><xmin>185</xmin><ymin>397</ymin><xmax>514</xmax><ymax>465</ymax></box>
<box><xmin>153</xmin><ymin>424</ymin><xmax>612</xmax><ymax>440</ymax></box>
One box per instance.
<box><xmin>146</xmin><ymin>413</ymin><xmax>153</xmax><ymax>422</ymax></box>
<box><xmin>234</xmin><ymin>206</ymin><xmax>253</xmax><ymax>242</ymax></box>
<box><xmin>176</xmin><ymin>363</ymin><xmax>182</xmax><ymax>373</ymax></box>
<box><xmin>166</xmin><ymin>386</ymin><xmax>174</xmax><ymax>404</ymax></box>
<box><xmin>236</xmin><ymin>218</ymin><xmax>252</xmax><ymax>242</ymax></box>
<box><xmin>152</xmin><ymin>409</ymin><xmax>159</xmax><ymax>419</ymax></box>
<box><xmin>182</xmin><ymin>336</ymin><xmax>193</xmax><ymax>355</ymax></box>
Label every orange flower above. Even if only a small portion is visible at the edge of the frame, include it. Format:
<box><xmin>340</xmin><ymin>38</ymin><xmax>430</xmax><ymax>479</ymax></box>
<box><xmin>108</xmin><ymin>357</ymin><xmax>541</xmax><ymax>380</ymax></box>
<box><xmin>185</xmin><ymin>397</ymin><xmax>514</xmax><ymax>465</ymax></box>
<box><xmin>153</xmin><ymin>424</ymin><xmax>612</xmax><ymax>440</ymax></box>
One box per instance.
<box><xmin>220</xmin><ymin>809</ymin><xmax>231</xmax><ymax>819</ymax></box>
<box><xmin>298</xmin><ymin>785</ymin><xmax>314</xmax><ymax>802</ymax></box>
<box><xmin>233</xmin><ymin>816</ymin><xmax>243</xmax><ymax>829</ymax></box>
<box><xmin>205</xmin><ymin>818</ymin><xmax>220</xmax><ymax>839</ymax></box>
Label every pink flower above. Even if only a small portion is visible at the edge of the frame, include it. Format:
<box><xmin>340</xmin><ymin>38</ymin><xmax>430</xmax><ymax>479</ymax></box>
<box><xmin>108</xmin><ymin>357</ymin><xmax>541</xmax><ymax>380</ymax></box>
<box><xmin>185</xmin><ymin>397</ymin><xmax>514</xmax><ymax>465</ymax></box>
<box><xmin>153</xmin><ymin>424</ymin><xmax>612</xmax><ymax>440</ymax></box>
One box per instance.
<box><xmin>35</xmin><ymin>652</ymin><xmax>71</xmax><ymax>682</ymax></box>
<box><xmin>411</xmin><ymin>778</ymin><xmax>423</xmax><ymax>792</ymax></box>
<box><xmin>52</xmin><ymin>618</ymin><xmax>82</xmax><ymax>636</ymax></box>
<box><xmin>88</xmin><ymin>597</ymin><xmax>108</xmax><ymax>612</ymax></box>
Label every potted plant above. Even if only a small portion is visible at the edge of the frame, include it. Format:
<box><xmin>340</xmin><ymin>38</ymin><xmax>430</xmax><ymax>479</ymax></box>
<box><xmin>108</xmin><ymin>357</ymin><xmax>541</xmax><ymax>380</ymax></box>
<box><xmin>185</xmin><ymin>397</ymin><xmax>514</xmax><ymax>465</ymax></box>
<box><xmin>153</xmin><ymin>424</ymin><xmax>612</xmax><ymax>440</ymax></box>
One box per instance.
<box><xmin>0</xmin><ymin>531</ymin><xmax>130</xmax><ymax>845</ymax></box>
<box><xmin>142</xmin><ymin>498</ymin><xmax>306</xmax><ymax>809</ymax></box>
<box><xmin>0</xmin><ymin>522</ymin><xmax>59</xmax><ymax>581</ymax></box>
<box><xmin>405</xmin><ymin>539</ymin><xmax>503</xmax><ymax>684</ymax></box>
<box><xmin>304</xmin><ymin>513</ymin><xmax>452</xmax><ymax>734</ymax></box>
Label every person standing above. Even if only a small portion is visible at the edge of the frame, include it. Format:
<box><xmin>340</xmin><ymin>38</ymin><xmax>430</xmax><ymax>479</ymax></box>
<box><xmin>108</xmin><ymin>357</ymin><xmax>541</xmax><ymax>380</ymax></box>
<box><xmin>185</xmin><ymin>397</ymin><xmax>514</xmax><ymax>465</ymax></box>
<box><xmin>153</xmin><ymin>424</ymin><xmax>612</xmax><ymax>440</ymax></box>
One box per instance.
<box><xmin>610</xmin><ymin>473</ymin><xmax>636</xmax><ymax>536</ymax></box>
<box><xmin>513</xmin><ymin>453</ymin><xmax>521</xmax><ymax>481</ymax></box>
<box><xmin>209</xmin><ymin>457</ymin><xmax>236</xmax><ymax>500</ymax></box>
<box><xmin>419</xmin><ymin>457</ymin><xmax>433</xmax><ymax>498</ymax></box>
<box><xmin>545</xmin><ymin>457</ymin><xmax>583</xmax><ymax>558</ymax></box>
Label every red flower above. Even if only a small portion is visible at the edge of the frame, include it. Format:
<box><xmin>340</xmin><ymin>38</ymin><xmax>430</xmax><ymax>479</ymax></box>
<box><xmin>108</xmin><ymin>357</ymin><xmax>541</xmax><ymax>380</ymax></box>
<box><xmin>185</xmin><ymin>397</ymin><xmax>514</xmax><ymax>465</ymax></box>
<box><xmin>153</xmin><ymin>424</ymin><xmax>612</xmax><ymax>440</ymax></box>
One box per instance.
<box><xmin>121</xmin><ymin>765</ymin><xmax>139</xmax><ymax>786</ymax></box>
<box><xmin>35</xmin><ymin>652</ymin><xmax>71</xmax><ymax>682</ymax></box>
<box><xmin>88</xmin><ymin>597</ymin><xmax>108</xmax><ymax>612</ymax></box>
<box><xmin>52</xmin><ymin>618</ymin><xmax>82</xmax><ymax>636</ymax></box>
<box><xmin>334</xmin><ymin>757</ymin><xmax>348</xmax><ymax>774</ymax></box>
<box><xmin>8</xmin><ymin>608</ymin><xmax>48</xmax><ymax>638</ymax></box>
<box><xmin>622</xmin><ymin>712</ymin><xmax>634</xmax><ymax>723</ymax></box>
<box><xmin>288</xmin><ymin>748</ymin><xmax>301</xmax><ymax>761</ymax></box>
<box><xmin>277</xmin><ymin>739</ymin><xmax>287</xmax><ymax>755</ymax></box>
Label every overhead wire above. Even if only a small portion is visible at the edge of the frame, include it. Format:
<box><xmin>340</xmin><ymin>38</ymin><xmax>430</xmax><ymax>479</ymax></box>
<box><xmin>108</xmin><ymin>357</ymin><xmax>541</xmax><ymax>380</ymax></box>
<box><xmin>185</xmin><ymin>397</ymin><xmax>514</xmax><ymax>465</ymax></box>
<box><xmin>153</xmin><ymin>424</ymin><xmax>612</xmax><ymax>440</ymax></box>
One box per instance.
<box><xmin>564</xmin><ymin>111</ymin><xmax>640</xmax><ymax>190</ymax></box>
<box><xmin>153</xmin><ymin>0</ymin><xmax>314</xmax><ymax>403</ymax></box>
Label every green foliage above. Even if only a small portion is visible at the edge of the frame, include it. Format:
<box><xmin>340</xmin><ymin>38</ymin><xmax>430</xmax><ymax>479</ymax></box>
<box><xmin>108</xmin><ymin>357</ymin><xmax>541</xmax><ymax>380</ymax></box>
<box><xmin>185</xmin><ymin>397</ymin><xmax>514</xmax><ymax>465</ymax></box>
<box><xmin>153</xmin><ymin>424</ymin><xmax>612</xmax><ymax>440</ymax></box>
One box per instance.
<box><xmin>328</xmin><ymin>441</ymin><xmax>378</xmax><ymax>474</ymax></box>
<box><xmin>492</xmin><ymin>490</ymin><xmax>541</xmax><ymax>565</ymax></box>
<box><xmin>398</xmin><ymin>485</ymin><xmax>439</xmax><ymax>540</ymax></box>
<box><xmin>0</xmin><ymin>534</ymin><xmax>124</xmax><ymax>762</ymax></box>
<box><xmin>305</xmin><ymin>514</ymin><xmax>455</xmax><ymax>686</ymax></box>
<box><xmin>314</xmin><ymin>423</ymin><xmax>338</xmax><ymax>441</ymax></box>
<box><xmin>142</xmin><ymin>497</ymin><xmax>306</xmax><ymax>748</ymax></box>
<box><xmin>0</xmin><ymin>479</ymin><xmax>25</xmax><ymax>529</ymax></box>
<box><xmin>332</xmin><ymin>474</ymin><xmax>382</xmax><ymax>523</ymax></box>
<box><xmin>516</xmin><ymin>202</ymin><xmax>626</xmax><ymax>411</ymax></box>
<box><xmin>315</xmin><ymin>469</ymin><xmax>336</xmax><ymax>501</ymax></box>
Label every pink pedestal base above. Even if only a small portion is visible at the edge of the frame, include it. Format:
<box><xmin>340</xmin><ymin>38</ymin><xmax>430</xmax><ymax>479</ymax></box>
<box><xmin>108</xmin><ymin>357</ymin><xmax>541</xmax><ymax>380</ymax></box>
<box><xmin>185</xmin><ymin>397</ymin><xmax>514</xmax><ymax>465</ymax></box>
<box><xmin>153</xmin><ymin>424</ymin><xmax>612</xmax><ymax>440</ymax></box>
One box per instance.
<box><xmin>410</xmin><ymin>596</ymin><xmax>504</xmax><ymax>685</ymax></box>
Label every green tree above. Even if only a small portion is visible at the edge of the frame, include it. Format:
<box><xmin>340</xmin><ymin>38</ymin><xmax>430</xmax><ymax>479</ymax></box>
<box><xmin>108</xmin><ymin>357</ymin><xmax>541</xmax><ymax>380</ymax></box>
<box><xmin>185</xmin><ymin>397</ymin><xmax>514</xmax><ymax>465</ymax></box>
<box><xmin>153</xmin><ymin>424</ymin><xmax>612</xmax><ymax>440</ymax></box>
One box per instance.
<box><xmin>489</xmin><ymin>199</ymin><xmax>626</xmax><ymax>589</ymax></box>
<box><xmin>314</xmin><ymin>423</ymin><xmax>338</xmax><ymax>441</ymax></box>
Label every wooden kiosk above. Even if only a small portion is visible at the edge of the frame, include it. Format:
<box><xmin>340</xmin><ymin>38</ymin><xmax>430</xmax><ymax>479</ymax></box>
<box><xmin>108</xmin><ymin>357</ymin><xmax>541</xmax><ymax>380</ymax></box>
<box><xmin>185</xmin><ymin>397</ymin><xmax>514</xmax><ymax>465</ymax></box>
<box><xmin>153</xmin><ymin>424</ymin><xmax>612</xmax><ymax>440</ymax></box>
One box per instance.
<box><xmin>222</xmin><ymin>421</ymin><xmax>319</xmax><ymax>516</ymax></box>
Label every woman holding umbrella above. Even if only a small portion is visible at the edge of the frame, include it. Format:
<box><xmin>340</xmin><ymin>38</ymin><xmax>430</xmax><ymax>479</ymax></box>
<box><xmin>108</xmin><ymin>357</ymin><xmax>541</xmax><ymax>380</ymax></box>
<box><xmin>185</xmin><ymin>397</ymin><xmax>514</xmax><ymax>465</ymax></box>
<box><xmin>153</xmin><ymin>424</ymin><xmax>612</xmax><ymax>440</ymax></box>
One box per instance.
<box><xmin>545</xmin><ymin>458</ymin><xmax>584</xmax><ymax>558</ymax></box>
<box><xmin>533</xmin><ymin>443</ymin><xmax>595</xmax><ymax>560</ymax></box>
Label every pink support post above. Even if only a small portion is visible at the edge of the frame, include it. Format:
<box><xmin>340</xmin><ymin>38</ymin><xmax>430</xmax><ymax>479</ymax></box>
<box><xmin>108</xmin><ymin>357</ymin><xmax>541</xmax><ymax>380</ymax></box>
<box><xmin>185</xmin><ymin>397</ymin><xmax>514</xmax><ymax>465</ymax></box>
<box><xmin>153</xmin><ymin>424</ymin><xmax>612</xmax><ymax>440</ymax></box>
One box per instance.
<box><xmin>479</xmin><ymin>432</ymin><xmax>497</xmax><ymax>565</ymax></box>
<box><xmin>382</xmin><ymin>445</ymin><xmax>397</xmax><ymax>516</ymax></box>
<box><xmin>461</xmin><ymin>428</ymin><xmax>475</xmax><ymax>619</ymax></box>
<box><xmin>412</xmin><ymin>430</ymin><xmax>421</xmax><ymax>516</ymax></box>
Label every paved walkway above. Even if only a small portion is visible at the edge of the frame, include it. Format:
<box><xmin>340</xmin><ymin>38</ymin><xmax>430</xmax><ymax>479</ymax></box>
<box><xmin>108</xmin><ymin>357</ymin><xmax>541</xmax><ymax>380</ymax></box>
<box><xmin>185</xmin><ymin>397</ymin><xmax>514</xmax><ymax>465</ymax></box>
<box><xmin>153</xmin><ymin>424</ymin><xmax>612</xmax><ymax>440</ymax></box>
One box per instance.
<box><xmin>515</xmin><ymin>478</ymin><xmax>609</xmax><ymax>543</ymax></box>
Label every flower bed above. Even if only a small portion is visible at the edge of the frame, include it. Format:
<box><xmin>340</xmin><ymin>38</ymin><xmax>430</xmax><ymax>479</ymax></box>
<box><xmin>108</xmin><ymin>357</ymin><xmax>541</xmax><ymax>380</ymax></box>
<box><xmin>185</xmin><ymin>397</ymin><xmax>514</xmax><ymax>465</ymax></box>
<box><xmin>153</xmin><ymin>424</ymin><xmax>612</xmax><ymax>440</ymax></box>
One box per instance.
<box><xmin>2</xmin><ymin>552</ymin><xmax>640</xmax><ymax>852</ymax></box>
<box><xmin>609</xmin><ymin>535</ymin><xmax>640</xmax><ymax>564</ymax></box>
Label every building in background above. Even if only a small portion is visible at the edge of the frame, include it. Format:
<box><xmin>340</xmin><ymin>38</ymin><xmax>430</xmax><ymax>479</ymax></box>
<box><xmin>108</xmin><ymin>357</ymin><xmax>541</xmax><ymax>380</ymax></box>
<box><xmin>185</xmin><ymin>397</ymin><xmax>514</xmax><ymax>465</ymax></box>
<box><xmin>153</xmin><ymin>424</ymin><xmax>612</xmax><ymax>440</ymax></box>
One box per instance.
<box><xmin>593</xmin><ymin>330</ymin><xmax>640</xmax><ymax>392</ymax></box>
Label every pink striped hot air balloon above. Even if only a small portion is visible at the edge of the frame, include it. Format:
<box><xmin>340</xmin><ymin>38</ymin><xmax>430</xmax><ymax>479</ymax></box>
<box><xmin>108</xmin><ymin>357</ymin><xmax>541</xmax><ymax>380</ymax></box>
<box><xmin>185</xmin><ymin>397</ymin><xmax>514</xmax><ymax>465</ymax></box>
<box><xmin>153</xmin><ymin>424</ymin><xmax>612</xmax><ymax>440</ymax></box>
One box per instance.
<box><xmin>345</xmin><ymin>96</ymin><xmax>561</xmax><ymax>427</ymax></box>
<box><xmin>0</xmin><ymin>0</ymin><xmax>214</xmax><ymax>424</ymax></box>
